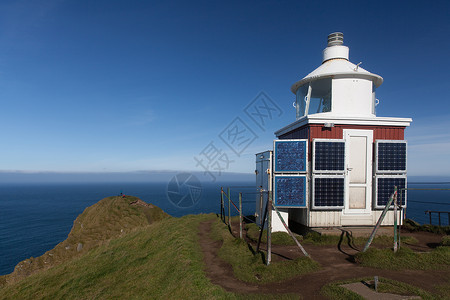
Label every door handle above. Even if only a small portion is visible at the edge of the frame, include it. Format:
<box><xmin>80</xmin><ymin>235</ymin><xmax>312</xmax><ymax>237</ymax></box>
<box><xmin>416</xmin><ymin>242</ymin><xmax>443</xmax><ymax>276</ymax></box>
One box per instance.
<box><xmin>346</xmin><ymin>167</ymin><xmax>353</xmax><ymax>175</ymax></box>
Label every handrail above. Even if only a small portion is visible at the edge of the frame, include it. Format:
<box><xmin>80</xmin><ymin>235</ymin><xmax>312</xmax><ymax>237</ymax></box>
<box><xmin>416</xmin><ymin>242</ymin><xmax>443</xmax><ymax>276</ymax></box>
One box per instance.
<box><xmin>425</xmin><ymin>210</ymin><xmax>450</xmax><ymax>226</ymax></box>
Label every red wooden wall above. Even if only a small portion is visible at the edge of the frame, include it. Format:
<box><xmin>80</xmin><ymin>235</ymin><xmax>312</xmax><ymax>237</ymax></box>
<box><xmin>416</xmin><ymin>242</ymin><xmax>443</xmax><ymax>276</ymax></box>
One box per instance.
<box><xmin>278</xmin><ymin>124</ymin><xmax>405</xmax><ymax>161</ymax></box>
<box><xmin>278</xmin><ymin>124</ymin><xmax>405</xmax><ymax>141</ymax></box>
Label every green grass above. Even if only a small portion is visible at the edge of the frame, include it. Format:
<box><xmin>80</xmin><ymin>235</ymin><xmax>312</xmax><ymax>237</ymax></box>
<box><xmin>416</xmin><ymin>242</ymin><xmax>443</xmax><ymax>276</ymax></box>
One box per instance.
<box><xmin>355</xmin><ymin>246</ymin><xmax>450</xmax><ymax>270</ymax></box>
<box><xmin>321</xmin><ymin>277</ymin><xmax>439</xmax><ymax>300</ymax></box>
<box><xmin>2</xmin><ymin>195</ymin><xmax>170</xmax><ymax>283</ymax></box>
<box><xmin>0</xmin><ymin>214</ymin><xmax>242</xmax><ymax>299</ymax></box>
<box><xmin>0</xmin><ymin>210</ymin><xmax>302</xmax><ymax>299</ymax></box>
<box><xmin>301</xmin><ymin>231</ymin><xmax>417</xmax><ymax>247</ymax></box>
<box><xmin>245</xmin><ymin>223</ymin><xmax>303</xmax><ymax>246</ymax></box>
<box><xmin>213</xmin><ymin>219</ymin><xmax>320</xmax><ymax>284</ymax></box>
<box><xmin>321</xmin><ymin>278</ymin><xmax>365</xmax><ymax>300</ymax></box>
<box><xmin>403</xmin><ymin>218</ymin><xmax>450</xmax><ymax>235</ymax></box>
<box><xmin>434</xmin><ymin>282</ymin><xmax>450</xmax><ymax>300</ymax></box>
<box><xmin>376</xmin><ymin>277</ymin><xmax>438</xmax><ymax>299</ymax></box>
<box><xmin>245</xmin><ymin>223</ymin><xmax>417</xmax><ymax>247</ymax></box>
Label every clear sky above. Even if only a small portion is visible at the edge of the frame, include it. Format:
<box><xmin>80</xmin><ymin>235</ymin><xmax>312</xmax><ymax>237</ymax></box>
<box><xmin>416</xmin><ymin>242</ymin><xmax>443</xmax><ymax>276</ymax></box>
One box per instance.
<box><xmin>1</xmin><ymin>0</ymin><xmax>449</xmax><ymax>180</ymax></box>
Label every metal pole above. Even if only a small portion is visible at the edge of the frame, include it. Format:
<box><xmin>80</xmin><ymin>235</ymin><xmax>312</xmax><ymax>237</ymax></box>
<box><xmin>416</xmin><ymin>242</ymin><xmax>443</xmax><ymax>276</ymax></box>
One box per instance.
<box><xmin>239</xmin><ymin>192</ymin><xmax>243</xmax><ymax>239</ymax></box>
<box><xmin>398</xmin><ymin>205</ymin><xmax>402</xmax><ymax>250</ymax></box>
<box><xmin>273</xmin><ymin>205</ymin><xmax>309</xmax><ymax>257</ymax></box>
<box><xmin>256</xmin><ymin>197</ymin><xmax>269</xmax><ymax>253</ymax></box>
<box><xmin>394</xmin><ymin>186</ymin><xmax>398</xmax><ymax>253</ymax></box>
<box><xmin>220</xmin><ymin>187</ymin><xmax>224</xmax><ymax>222</ymax></box>
<box><xmin>228</xmin><ymin>187</ymin><xmax>231</xmax><ymax>227</ymax></box>
<box><xmin>363</xmin><ymin>186</ymin><xmax>397</xmax><ymax>252</ymax></box>
<box><xmin>259</xmin><ymin>188</ymin><xmax>263</xmax><ymax>226</ymax></box>
<box><xmin>399</xmin><ymin>189</ymin><xmax>404</xmax><ymax>250</ymax></box>
<box><xmin>267</xmin><ymin>191</ymin><xmax>272</xmax><ymax>266</ymax></box>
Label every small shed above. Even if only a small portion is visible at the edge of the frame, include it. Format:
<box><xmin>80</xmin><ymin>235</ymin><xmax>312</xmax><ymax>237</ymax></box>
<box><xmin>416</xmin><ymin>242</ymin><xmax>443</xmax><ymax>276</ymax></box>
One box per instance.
<box><xmin>256</xmin><ymin>33</ymin><xmax>412</xmax><ymax>231</ymax></box>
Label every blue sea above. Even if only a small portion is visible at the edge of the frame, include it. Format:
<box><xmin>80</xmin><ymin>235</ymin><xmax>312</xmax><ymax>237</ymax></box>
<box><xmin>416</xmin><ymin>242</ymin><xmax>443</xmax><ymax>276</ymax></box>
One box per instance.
<box><xmin>0</xmin><ymin>181</ymin><xmax>449</xmax><ymax>275</ymax></box>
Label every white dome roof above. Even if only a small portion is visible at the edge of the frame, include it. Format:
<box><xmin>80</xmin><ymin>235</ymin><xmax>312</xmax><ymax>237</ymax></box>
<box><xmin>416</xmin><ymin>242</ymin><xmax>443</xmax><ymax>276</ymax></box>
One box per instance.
<box><xmin>291</xmin><ymin>58</ymin><xmax>383</xmax><ymax>94</ymax></box>
<box><xmin>291</xmin><ymin>33</ymin><xmax>383</xmax><ymax>94</ymax></box>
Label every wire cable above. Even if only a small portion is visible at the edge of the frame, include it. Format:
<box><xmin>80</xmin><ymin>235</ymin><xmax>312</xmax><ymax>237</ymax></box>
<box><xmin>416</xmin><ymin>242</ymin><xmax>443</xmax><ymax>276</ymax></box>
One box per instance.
<box><xmin>407</xmin><ymin>200</ymin><xmax>450</xmax><ymax>205</ymax></box>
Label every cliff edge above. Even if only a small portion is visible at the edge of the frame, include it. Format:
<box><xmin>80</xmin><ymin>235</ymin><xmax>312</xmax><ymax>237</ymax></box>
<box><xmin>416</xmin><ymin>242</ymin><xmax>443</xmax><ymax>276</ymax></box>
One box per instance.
<box><xmin>1</xmin><ymin>195</ymin><xmax>170</xmax><ymax>285</ymax></box>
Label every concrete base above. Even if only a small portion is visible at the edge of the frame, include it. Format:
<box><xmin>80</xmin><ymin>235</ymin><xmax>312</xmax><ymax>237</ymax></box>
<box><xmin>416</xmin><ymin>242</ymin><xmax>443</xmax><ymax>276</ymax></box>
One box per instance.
<box><xmin>271</xmin><ymin>209</ymin><xmax>289</xmax><ymax>232</ymax></box>
<box><xmin>341</xmin><ymin>282</ymin><xmax>420</xmax><ymax>300</ymax></box>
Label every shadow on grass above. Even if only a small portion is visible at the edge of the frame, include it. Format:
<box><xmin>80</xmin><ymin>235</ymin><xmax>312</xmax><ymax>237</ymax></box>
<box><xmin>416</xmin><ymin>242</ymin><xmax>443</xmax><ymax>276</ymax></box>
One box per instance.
<box><xmin>426</xmin><ymin>242</ymin><xmax>441</xmax><ymax>248</ymax></box>
<box><xmin>337</xmin><ymin>230</ymin><xmax>360</xmax><ymax>263</ymax></box>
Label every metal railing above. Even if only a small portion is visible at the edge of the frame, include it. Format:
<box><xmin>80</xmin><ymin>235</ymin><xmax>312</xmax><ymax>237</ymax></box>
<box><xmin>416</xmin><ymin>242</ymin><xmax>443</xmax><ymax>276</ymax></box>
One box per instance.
<box><xmin>400</xmin><ymin>185</ymin><xmax>450</xmax><ymax>226</ymax></box>
<box><xmin>425</xmin><ymin>210</ymin><xmax>450</xmax><ymax>226</ymax></box>
<box><xmin>220</xmin><ymin>188</ymin><xmax>308</xmax><ymax>265</ymax></box>
<box><xmin>220</xmin><ymin>186</ymin><xmax>258</xmax><ymax>239</ymax></box>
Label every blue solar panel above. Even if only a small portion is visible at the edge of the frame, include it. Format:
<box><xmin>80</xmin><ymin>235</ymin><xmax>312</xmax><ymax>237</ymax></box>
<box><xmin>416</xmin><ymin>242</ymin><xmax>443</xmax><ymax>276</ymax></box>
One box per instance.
<box><xmin>313</xmin><ymin>140</ymin><xmax>345</xmax><ymax>172</ymax></box>
<box><xmin>274</xmin><ymin>176</ymin><xmax>307</xmax><ymax>207</ymax></box>
<box><xmin>274</xmin><ymin>140</ymin><xmax>307</xmax><ymax>173</ymax></box>
<box><xmin>376</xmin><ymin>176</ymin><xmax>406</xmax><ymax>208</ymax></box>
<box><xmin>312</xmin><ymin>176</ymin><xmax>344</xmax><ymax>209</ymax></box>
<box><xmin>376</xmin><ymin>141</ymin><xmax>407</xmax><ymax>173</ymax></box>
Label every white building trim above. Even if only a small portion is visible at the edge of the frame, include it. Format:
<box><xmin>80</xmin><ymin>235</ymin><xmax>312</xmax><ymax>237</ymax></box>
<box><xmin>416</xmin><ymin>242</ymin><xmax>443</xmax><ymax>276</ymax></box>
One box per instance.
<box><xmin>275</xmin><ymin>115</ymin><xmax>412</xmax><ymax>137</ymax></box>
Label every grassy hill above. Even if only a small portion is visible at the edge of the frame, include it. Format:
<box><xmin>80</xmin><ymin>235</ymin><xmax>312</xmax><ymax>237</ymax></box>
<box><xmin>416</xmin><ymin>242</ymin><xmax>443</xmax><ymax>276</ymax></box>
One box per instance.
<box><xmin>0</xmin><ymin>196</ymin><xmax>260</xmax><ymax>299</ymax></box>
<box><xmin>0</xmin><ymin>195</ymin><xmax>169</xmax><ymax>286</ymax></box>
<box><xmin>1</xmin><ymin>195</ymin><xmax>448</xmax><ymax>299</ymax></box>
<box><xmin>0</xmin><ymin>214</ymin><xmax>241</xmax><ymax>299</ymax></box>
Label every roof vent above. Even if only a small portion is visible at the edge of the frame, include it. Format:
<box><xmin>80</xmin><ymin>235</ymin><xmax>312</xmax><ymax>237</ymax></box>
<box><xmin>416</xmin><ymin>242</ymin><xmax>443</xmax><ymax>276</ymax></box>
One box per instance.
<box><xmin>323</xmin><ymin>32</ymin><xmax>349</xmax><ymax>63</ymax></box>
<box><xmin>327</xmin><ymin>32</ymin><xmax>344</xmax><ymax>46</ymax></box>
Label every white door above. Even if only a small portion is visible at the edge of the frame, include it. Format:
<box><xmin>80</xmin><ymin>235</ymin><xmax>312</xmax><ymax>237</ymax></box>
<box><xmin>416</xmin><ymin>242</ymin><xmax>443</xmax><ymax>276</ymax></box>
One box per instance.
<box><xmin>343</xmin><ymin>129</ymin><xmax>373</xmax><ymax>214</ymax></box>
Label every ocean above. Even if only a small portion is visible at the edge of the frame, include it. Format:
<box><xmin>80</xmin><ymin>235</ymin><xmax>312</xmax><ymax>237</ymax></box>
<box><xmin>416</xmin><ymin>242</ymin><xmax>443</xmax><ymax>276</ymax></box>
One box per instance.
<box><xmin>0</xmin><ymin>181</ymin><xmax>449</xmax><ymax>276</ymax></box>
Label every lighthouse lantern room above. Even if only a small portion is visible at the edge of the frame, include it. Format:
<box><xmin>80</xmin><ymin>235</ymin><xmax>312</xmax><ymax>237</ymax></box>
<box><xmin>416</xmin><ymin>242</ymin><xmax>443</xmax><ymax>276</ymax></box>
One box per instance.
<box><xmin>256</xmin><ymin>33</ymin><xmax>412</xmax><ymax>231</ymax></box>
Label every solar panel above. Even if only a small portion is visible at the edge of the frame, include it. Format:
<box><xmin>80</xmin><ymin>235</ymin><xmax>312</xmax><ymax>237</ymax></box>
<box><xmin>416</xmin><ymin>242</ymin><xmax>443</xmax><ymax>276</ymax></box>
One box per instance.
<box><xmin>273</xmin><ymin>175</ymin><xmax>307</xmax><ymax>208</ymax></box>
<box><xmin>274</xmin><ymin>140</ymin><xmax>308</xmax><ymax>173</ymax></box>
<box><xmin>375</xmin><ymin>141</ymin><xmax>407</xmax><ymax>173</ymax></box>
<box><xmin>375</xmin><ymin>175</ymin><xmax>407</xmax><ymax>209</ymax></box>
<box><xmin>313</xmin><ymin>140</ymin><xmax>345</xmax><ymax>173</ymax></box>
<box><xmin>312</xmin><ymin>175</ymin><xmax>345</xmax><ymax>209</ymax></box>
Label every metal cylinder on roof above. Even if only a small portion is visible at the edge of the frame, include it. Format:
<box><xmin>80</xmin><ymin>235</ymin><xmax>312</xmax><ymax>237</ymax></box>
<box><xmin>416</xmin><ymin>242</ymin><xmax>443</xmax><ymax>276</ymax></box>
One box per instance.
<box><xmin>327</xmin><ymin>32</ymin><xmax>344</xmax><ymax>46</ymax></box>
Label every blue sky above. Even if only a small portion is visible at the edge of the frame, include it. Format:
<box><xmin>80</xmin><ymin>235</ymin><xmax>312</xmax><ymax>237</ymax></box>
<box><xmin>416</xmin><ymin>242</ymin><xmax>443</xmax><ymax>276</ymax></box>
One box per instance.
<box><xmin>0</xmin><ymin>0</ymin><xmax>449</xmax><ymax>180</ymax></box>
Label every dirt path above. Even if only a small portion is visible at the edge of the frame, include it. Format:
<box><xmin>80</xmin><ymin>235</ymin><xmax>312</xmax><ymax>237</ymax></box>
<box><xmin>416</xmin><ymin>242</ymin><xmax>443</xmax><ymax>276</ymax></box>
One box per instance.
<box><xmin>198</xmin><ymin>219</ymin><xmax>449</xmax><ymax>299</ymax></box>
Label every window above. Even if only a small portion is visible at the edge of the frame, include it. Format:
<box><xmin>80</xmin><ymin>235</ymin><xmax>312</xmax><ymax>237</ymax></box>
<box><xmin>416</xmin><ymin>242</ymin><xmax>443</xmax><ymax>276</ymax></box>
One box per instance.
<box><xmin>308</xmin><ymin>78</ymin><xmax>332</xmax><ymax>115</ymax></box>
<box><xmin>296</xmin><ymin>78</ymin><xmax>332</xmax><ymax>119</ymax></box>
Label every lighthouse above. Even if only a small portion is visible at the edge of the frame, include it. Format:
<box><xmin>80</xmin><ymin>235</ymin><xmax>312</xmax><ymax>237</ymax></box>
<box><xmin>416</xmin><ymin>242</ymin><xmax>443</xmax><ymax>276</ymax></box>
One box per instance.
<box><xmin>256</xmin><ymin>33</ymin><xmax>412</xmax><ymax>231</ymax></box>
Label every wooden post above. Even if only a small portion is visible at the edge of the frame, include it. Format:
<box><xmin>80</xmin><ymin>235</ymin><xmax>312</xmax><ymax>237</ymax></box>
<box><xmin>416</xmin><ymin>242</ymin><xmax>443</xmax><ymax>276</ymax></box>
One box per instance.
<box><xmin>239</xmin><ymin>192</ymin><xmax>243</xmax><ymax>239</ymax></box>
<box><xmin>228</xmin><ymin>187</ymin><xmax>231</xmax><ymax>228</ymax></box>
<box><xmin>267</xmin><ymin>191</ymin><xmax>272</xmax><ymax>266</ymax></box>
<box><xmin>394</xmin><ymin>186</ymin><xmax>398</xmax><ymax>253</ymax></box>
<box><xmin>363</xmin><ymin>186</ymin><xmax>397</xmax><ymax>252</ymax></box>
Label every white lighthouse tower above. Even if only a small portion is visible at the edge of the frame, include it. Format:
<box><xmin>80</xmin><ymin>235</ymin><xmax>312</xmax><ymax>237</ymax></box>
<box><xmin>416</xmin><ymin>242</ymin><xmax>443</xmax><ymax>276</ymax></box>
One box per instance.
<box><xmin>292</xmin><ymin>32</ymin><xmax>383</xmax><ymax>120</ymax></box>
<box><xmin>257</xmin><ymin>33</ymin><xmax>412</xmax><ymax>231</ymax></box>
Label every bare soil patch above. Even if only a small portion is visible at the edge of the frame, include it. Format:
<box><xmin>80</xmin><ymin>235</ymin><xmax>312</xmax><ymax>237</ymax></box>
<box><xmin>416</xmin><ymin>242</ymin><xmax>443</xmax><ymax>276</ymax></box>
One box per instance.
<box><xmin>199</xmin><ymin>219</ymin><xmax>449</xmax><ymax>299</ymax></box>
